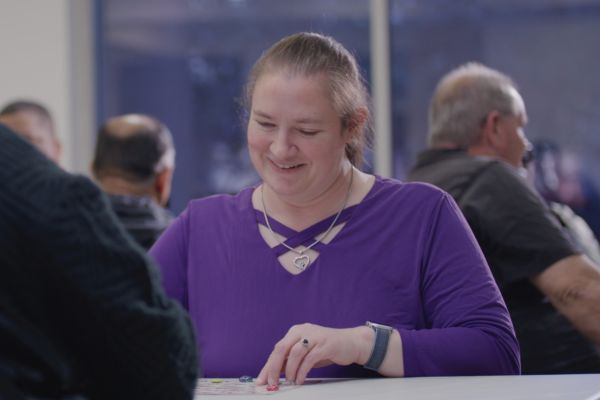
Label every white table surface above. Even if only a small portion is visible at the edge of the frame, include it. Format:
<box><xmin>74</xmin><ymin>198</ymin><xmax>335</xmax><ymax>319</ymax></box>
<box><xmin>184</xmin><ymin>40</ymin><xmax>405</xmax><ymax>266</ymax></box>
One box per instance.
<box><xmin>196</xmin><ymin>374</ymin><xmax>600</xmax><ymax>399</ymax></box>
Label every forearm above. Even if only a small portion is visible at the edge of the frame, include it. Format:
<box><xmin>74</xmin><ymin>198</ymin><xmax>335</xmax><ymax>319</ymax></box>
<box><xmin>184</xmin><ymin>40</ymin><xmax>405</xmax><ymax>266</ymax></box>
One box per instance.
<box><xmin>546</xmin><ymin>277</ymin><xmax>600</xmax><ymax>344</ymax></box>
<box><xmin>396</xmin><ymin>327</ymin><xmax>519</xmax><ymax>376</ymax></box>
<box><xmin>532</xmin><ymin>254</ymin><xmax>600</xmax><ymax>345</ymax></box>
<box><xmin>353</xmin><ymin>326</ymin><xmax>404</xmax><ymax>376</ymax></box>
<box><xmin>352</xmin><ymin>325</ymin><xmax>518</xmax><ymax>376</ymax></box>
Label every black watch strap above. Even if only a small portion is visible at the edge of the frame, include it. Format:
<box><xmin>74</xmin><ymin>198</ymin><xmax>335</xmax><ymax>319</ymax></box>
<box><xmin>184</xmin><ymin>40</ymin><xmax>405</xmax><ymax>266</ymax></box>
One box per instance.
<box><xmin>363</xmin><ymin>321</ymin><xmax>393</xmax><ymax>371</ymax></box>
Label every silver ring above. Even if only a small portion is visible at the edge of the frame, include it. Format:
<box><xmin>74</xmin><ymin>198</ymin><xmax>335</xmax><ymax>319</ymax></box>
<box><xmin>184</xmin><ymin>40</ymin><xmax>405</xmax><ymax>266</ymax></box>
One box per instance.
<box><xmin>301</xmin><ymin>338</ymin><xmax>309</xmax><ymax>348</ymax></box>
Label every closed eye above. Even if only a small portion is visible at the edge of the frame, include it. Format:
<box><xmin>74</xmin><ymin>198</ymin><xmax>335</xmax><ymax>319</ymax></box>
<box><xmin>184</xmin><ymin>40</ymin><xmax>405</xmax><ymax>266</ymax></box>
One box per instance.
<box><xmin>298</xmin><ymin>129</ymin><xmax>320</xmax><ymax>136</ymax></box>
<box><xmin>256</xmin><ymin>120</ymin><xmax>276</xmax><ymax>129</ymax></box>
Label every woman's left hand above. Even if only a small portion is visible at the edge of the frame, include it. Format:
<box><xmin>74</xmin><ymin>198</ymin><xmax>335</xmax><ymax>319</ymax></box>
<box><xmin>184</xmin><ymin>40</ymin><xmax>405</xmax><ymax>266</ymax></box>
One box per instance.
<box><xmin>256</xmin><ymin>323</ymin><xmax>372</xmax><ymax>386</ymax></box>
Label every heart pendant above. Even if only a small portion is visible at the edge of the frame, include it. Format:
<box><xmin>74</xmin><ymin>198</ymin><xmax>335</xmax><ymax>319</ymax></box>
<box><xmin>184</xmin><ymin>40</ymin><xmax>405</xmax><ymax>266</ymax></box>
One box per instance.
<box><xmin>293</xmin><ymin>254</ymin><xmax>310</xmax><ymax>271</ymax></box>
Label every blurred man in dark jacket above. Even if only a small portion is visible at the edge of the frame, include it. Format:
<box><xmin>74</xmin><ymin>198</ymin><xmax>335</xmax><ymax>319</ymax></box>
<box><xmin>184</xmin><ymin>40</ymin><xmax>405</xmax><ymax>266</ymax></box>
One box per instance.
<box><xmin>92</xmin><ymin>114</ymin><xmax>175</xmax><ymax>249</ymax></box>
<box><xmin>408</xmin><ymin>62</ymin><xmax>600</xmax><ymax>374</ymax></box>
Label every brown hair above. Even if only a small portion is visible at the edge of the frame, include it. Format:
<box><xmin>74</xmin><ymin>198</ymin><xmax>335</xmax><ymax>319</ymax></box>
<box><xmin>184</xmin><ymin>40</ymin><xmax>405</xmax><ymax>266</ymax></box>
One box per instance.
<box><xmin>242</xmin><ymin>32</ymin><xmax>372</xmax><ymax>168</ymax></box>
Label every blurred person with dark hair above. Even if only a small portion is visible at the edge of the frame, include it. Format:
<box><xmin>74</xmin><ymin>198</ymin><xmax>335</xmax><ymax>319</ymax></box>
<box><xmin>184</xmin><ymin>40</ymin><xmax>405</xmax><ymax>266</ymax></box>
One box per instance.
<box><xmin>0</xmin><ymin>99</ymin><xmax>62</xmax><ymax>164</ymax></box>
<box><xmin>0</xmin><ymin>123</ymin><xmax>197</xmax><ymax>399</ymax></box>
<box><xmin>408</xmin><ymin>62</ymin><xmax>600</xmax><ymax>373</ymax></box>
<box><xmin>91</xmin><ymin>114</ymin><xmax>175</xmax><ymax>250</ymax></box>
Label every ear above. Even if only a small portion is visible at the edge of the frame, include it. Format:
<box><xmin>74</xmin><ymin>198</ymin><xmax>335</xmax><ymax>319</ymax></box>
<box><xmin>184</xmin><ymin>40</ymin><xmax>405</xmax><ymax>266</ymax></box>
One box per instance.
<box><xmin>52</xmin><ymin>138</ymin><xmax>63</xmax><ymax>165</ymax></box>
<box><xmin>154</xmin><ymin>168</ymin><xmax>173</xmax><ymax>206</ymax></box>
<box><xmin>481</xmin><ymin>111</ymin><xmax>505</xmax><ymax>150</ymax></box>
<box><xmin>344</xmin><ymin>107</ymin><xmax>368</xmax><ymax>142</ymax></box>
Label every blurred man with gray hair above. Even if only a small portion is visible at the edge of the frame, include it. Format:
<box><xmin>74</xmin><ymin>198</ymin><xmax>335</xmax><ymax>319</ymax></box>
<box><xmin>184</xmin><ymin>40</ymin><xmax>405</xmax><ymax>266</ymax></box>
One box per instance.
<box><xmin>92</xmin><ymin>114</ymin><xmax>175</xmax><ymax>249</ymax></box>
<box><xmin>408</xmin><ymin>62</ymin><xmax>600</xmax><ymax>373</ymax></box>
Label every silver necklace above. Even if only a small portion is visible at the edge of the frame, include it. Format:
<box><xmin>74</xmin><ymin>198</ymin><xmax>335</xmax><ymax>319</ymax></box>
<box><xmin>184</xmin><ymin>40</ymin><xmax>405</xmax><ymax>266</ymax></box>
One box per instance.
<box><xmin>260</xmin><ymin>168</ymin><xmax>354</xmax><ymax>271</ymax></box>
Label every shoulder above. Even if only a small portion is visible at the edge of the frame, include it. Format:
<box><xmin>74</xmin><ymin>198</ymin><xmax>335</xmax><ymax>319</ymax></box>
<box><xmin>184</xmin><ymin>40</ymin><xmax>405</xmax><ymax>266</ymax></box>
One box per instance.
<box><xmin>367</xmin><ymin>176</ymin><xmax>453</xmax><ymax>218</ymax></box>
<box><xmin>481</xmin><ymin>160</ymin><xmax>527</xmax><ymax>186</ymax></box>
<box><xmin>454</xmin><ymin>158</ymin><xmax>530</xmax><ymax>195</ymax></box>
<box><xmin>187</xmin><ymin>186</ymin><xmax>254</xmax><ymax>211</ymax></box>
<box><xmin>183</xmin><ymin>187</ymin><xmax>255</xmax><ymax>222</ymax></box>
<box><xmin>374</xmin><ymin>175</ymin><xmax>450</xmax><ymax>202</ymax></box>
<box><xmin>409</xmin><ymin>149</ymin><xmax>495</xmax><ymax>181</ymax></box>
<box><xmin>152</xmin><ymin>187</ymin><xmax>256</xmax><ymax>260</ymax></box>
<box><xmin>466</xmin><ymin>161</ymin><xmax>543</xmax><ymax>208</ymax></box>
<box><xmin>460</xmin><ymin>163</ymin><xmax>577</xmax><ymax>257</ymax></box>
<box><xmin>364</xmin><ymin>176</ymin><xmax>471</xmax><ymax>249</ymax></box>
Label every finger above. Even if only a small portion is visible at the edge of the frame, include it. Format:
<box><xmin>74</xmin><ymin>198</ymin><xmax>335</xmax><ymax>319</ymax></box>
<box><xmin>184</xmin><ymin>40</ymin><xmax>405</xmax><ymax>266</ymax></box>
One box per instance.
<box><xmin>263</xmin><ymin>340</ymin><xmax>296</xmax><ymax>386</ymax></box>
<box><xmin>256</xmin><ymin>354</ymin><xmax>280</xmax><ymax>386</ymax></box>
<box><xmin>285</xmin><ymin>338</ymin><xmax>311</xmax><ymax>383</ymax></box>
<box><xmin>257</xmin><ymin>355</ymin><xmax>290</xmax><ymax>386</ymax></box>
<box><xmin>256</xmin><ymin>364</ymin><xmax>268</xmax><ymax>385</ymax></box>
<box><xmin>295</xmin><ymin>344</ymin><xmax>322</xmax><ymax>385</ymax></box>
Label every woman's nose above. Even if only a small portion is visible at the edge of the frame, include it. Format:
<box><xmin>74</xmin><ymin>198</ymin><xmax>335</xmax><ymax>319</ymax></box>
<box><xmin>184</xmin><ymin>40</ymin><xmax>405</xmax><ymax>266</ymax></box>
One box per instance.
<box><xmin>270</xmin><ymin>130</ymin><xmax>296</xmax><ymax>157</ymax></box>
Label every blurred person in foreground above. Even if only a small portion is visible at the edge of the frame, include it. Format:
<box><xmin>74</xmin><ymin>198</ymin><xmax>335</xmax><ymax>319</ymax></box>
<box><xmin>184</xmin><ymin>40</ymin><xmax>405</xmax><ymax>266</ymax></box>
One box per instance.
<box><xmin>150</xmin><ymin>33</ymin><xmax>520</xmax><ymax>386</ymax></box>
<box><xmin>0</xmin><ymin>123</ymin><xmax>197</xmax><ymax>399</ymax></box>
<box><xmin>408</xmin><ymin>62</ymin><xmax>600</xmax><ymax>373</ymax></box>
<box><xmin>91</xmin><ymin>114</ymin><xmax>175</xmax><ymax>250</ymax></box>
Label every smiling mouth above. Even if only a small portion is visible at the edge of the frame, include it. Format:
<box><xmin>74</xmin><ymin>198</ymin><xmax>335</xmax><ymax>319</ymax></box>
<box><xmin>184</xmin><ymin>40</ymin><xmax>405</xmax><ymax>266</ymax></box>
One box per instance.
<box><xmin>270</xmin><ymin>159</ymin><xmax>304</xmax><ymax>170</ymax></box>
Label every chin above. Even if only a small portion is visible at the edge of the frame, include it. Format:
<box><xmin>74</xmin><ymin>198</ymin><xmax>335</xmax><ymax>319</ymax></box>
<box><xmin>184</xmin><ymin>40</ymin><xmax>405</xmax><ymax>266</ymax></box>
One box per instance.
<box><xmin>265</xmin><ymin>181</ymin><xmax>299</xmax><ymax>197</ymax></box>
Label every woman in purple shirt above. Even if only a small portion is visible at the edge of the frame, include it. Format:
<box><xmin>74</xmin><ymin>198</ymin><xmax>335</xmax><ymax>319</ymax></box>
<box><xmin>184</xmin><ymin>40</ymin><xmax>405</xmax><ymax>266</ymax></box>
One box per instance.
<box><xmin>150</xmin><ymin>32</ymin><xmax>520</xmax><ymax>386</ymax></box>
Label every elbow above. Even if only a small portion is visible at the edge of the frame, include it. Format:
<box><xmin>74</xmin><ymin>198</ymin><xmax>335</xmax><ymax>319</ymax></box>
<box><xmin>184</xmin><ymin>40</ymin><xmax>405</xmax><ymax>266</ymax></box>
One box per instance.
<box><xmin>498</xmin><ymin>345</ymin><xmax>521</xmax><ymax>375</ymax></box>
<box><xmin>550</xmin><ymin>279</ymin><xmax>597</xmax><ymax>308</ymax></box>
<box><xmin>532</xmin><ymin>254</ymin><xmax>600</xmax><ymax>309</ymax></box>
<box><xmin>488</xmin><ymin>332</ymin><xmax>521</xmax><ymax>375</ymax></box>
<box><xmin>546</xmin><ymin>278</ymin><xmax>600</xmax><ymax>344</ymax></box>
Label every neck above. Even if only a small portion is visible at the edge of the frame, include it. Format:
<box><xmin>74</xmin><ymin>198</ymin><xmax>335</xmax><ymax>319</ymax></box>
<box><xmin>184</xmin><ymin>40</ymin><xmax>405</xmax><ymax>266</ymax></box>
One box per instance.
<box><xmin>432</xmin><ymin>142</ymin><xmax>463</xmax><ymax>150</ymax></box>
<box><xmin>467</xmin><ymin>144</ymin><xmax>497</xmax><ymax>159</ymax></box>
<box><xmin>97</xmin><ymin>176</ymin><xmax>159</xmax><ymax>203</ymax></box>
<box><xmin>262</xmin><ymin>164</ymin><xmax>354</xmax><ymax>231</ymax></box>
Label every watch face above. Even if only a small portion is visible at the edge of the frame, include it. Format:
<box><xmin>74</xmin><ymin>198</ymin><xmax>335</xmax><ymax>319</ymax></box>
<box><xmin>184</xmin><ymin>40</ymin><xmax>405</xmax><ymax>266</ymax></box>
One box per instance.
<box><xmin>366</xmin><ymin>321</ymin><xmax>394</xmax><ymax>331</ymax></box>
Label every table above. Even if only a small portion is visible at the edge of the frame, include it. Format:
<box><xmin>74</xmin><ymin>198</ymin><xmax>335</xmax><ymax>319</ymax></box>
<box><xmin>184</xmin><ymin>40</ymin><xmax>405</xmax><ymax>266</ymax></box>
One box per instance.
<box><xmin>196</xmin><ymin>374</ymin><xmax>600</xmax><ymax>399</ymax></box>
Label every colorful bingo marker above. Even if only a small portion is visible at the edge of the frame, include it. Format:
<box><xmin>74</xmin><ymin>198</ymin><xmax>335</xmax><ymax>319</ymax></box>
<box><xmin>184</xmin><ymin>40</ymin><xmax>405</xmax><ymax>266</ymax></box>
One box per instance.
<box><xmin>210</xmin><ymin>379</ymin><xmax>223</xmax><ymax>383</ymax></box>
<box><xmin>266</xmin><ymin>384</ymin><xmax>279</xmax><ymax>392</ymax></box>
<box><xmin>239</xmin><ymin>375</ymin><xmax>253</xmax><ymax>382</ymax></box>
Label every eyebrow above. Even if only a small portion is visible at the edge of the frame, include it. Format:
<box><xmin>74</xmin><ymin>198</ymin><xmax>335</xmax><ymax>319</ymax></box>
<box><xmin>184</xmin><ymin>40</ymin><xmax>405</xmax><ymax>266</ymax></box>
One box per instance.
<box><xmin>252</xmin><ymin>111</ymin><xmax>273</xmax><ymax>120</ymax></box>
<box><xmin>295</xmin><ymin>117</ymin><xmax>323</xmax><ymax>124</ymax></box>
<box><xmin>252</xmin><ymin>110</ymin><xmax>323</xmax><ymax>124</ymax></box>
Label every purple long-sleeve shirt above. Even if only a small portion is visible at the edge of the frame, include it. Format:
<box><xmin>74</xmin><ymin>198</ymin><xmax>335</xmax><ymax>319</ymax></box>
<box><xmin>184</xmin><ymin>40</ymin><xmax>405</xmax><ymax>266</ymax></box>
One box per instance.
<box><xmin>150</xmin><ymin>176</ymin><xmax>520</xmax><ymax>377</ymax></box>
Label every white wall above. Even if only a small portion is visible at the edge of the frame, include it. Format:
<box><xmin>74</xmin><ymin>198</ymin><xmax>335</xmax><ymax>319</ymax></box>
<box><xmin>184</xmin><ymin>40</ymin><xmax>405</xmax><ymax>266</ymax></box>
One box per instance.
<box><xmin>0</xmin><ymin>0</ymin><xmax>95</xmax><ymax>173</ymax></box>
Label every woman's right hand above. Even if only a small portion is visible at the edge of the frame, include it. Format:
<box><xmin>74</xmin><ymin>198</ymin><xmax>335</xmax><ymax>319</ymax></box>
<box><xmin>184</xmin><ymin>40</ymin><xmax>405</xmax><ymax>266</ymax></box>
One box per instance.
<box><xmin>256</xmin><ymin>323</ymin><xmax>373</xmax><ymax>386</ymax></box>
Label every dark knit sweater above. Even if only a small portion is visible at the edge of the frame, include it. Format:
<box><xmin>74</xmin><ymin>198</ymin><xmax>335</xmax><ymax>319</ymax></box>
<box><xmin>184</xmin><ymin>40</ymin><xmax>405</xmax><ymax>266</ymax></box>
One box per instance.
<box><xmin>0</xmin><ymin>124</ymin><xmax>197</xmax><ymax>399</ymax></box>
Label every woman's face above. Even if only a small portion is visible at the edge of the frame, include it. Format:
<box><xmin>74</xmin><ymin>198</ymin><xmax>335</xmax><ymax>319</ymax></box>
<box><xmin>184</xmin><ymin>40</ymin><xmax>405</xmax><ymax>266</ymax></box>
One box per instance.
<box><xmin>247</xmin><ymin>70</ymin><xmax>350</xmax><ymax>203</ymax></box>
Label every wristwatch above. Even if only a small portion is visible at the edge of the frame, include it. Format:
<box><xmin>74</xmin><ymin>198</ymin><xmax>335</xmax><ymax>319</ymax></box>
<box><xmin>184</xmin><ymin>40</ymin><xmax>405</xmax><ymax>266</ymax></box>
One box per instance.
<box><xmin>364</xmin><ymin>321</ymin><xmax>394</xmax><ymax>371</ymax></box>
